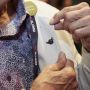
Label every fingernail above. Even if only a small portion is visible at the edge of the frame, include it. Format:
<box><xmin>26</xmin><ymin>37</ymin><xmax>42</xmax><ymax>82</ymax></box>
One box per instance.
<box><xmin>57</xmin><ymin>52</ymin><xmax>66</xmax><ymax>64</ymax></box>
<box><xmin>57</xmin><ymin>52</ymin><xmax>67</xmax><ymax>70</ymax></box>
<box><xmin>59</xmin><ymin>52</ymin><xmax>66</xmax><ymax>59</ymax></box>
<box><xmin>49</xmin><ymin>18</ymin><xmax>54</xmax><ymax>25</ymax></box>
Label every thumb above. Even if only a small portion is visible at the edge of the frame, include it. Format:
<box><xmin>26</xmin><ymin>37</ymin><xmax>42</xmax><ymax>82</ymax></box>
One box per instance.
<box><xmin>57</xmin><ymin>52</ymin><xmax>67</xmax><ymax>70</ymax></box>
<box><xmin>66</xmin><ymin>59</ymin><xmax>74</xmax><ymax>69</ymax></box>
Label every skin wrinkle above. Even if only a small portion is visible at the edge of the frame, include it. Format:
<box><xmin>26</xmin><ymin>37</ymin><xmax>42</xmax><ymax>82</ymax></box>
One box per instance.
<box><xmin>50</xmin><ymin>2</ymin><xmax>90</xmax><ymax>52</ymax></box>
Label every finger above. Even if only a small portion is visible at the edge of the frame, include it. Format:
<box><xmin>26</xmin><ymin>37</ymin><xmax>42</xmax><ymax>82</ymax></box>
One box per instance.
<box><xmin>57</xmin><ymin>52</ymin><xmax>67</xmax><ymax>70</ymax></box>
<box><xmin>63</xmin><ymin>79</ymin><xmax>74</xmax><ymax>90</ymax></box>
<box><xmin>72</xmin><ymin>81</ymin><xmax>78</xmax><ymax>90</ymax></box>
<box><xmin>63</xmin><ymin>76</ymin><xmax>77</xmax><ymax>90</ymax></box>
<box><xmin>65</xmin><ymin>7</ymin><xmax>90</xmax><ymax>23</ymax></box>
<box><xmin>50</xmin><ymin>66</ymin><xmax>76</xmax><ymax>85</ymax></box>
<box><xmin>54</xmin><ymin>20</ymin><xmax>64</xmax><ymax>30</ymax></box>
<box><xmin>69</xmin><ymin>81</ymin><xmax>78</xmax><ymax>90</ymax></box>
<box><xmin>85</xmin><ymin>37</ymin><xmax>90</xmax><ymax>42</ymax></box>
<box><xmin>48</xmin><ymin>52</ymin><xmax>67</xmax><ymax>71</ymax></box>
<box><xmin>66</xmin><ymin>60</ymin><xmax>74</xmax><ymax>69</ymax></box>
<box><xmin>41</xmin><ymin>83</ymin><xmax>60</xmax><ymax>90</ymax></box>
<box><xmin>81</xmin><ymin>38</ymin><xmax>90</xmax><ymax>52</ymax></box>
<box><xmin>63</xmin><ymin>7</ymin><xmax>90</xmax><ymax>32</ymax></box>
<box><xmin>69</xmin><ymin>15</ymin><xmax>90</xmax><ymax>32</ymax></box>
<box><xmin>72</xmin><ymin>34</ymin><xmax>81</xmax><ymax>43</ymax></box>
<box><xmin>73</xmin><ymin>26</ymin><xmax>90</xmax><ymax>39</ymax></box>
<box><xmin>67</xmin><ymin>81</ymin><xmax>78</xmax><ymax>90</ymax></box>
<box><xmin>50</xmin><ymin>2</ymin><xmax>89</xmax><ymax>25</ymax></box>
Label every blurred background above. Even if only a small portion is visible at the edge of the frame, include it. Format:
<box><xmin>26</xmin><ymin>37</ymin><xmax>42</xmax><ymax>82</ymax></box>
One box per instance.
<box><xmin>39</xmin><ymin>0</ymin><xmax>90</xmax><ymax>9</ymax></box>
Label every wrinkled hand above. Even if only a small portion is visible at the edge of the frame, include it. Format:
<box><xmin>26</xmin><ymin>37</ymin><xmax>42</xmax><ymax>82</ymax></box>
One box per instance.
<box><xmin>50</xmin><ymin>2</ymin><xmax>90</xmax><ymax>52</ymax></box>
<box><xmin>31</xmin><ymin>52</ymin><xmax>77</xmax><ymax>90</ymax></box>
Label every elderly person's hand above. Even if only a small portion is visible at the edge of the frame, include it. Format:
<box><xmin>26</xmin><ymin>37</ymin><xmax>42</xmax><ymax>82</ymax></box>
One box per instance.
<box><xmin>50</xmin><ymin>2</ymin><xmax>90</xmax><ymax>52</ymax></box>
<box><xmin>31</xmin><ymin>52</ymin><xmax>77</xmax><ymax>90</ymax></box>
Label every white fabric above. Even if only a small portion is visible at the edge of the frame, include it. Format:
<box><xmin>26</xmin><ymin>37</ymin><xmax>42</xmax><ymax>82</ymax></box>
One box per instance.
<box><xmin>24</xmin><ymin>0</ymin><xmax>90</xmax><ymax>90</ymax></box>
<box><xmin>28</xmin><ymin>0</ymin><xmax>75</xmax><ymax>70</ymax></box>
